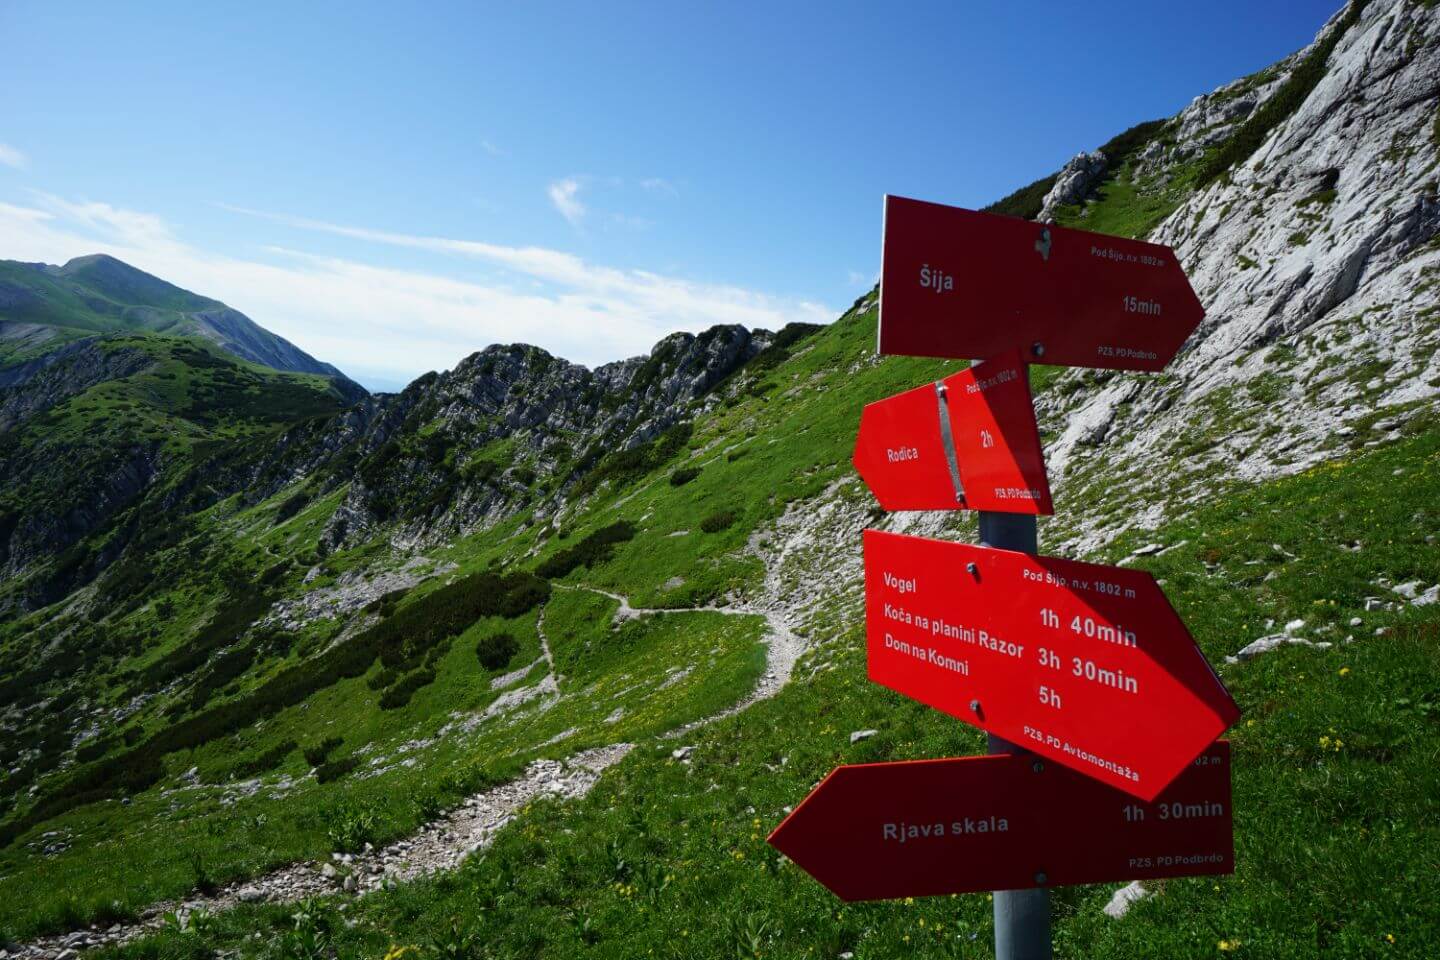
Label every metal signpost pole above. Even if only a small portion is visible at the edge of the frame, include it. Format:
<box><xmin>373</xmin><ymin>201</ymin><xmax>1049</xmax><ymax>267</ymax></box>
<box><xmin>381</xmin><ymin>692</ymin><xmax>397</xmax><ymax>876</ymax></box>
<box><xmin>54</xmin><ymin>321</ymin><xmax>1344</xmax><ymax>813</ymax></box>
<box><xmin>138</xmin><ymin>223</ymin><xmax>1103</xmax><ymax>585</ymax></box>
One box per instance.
<box><xmin>979</xmin><ymin>510</ymin><xmax>1051</xmax><ymax>960</ymax></box>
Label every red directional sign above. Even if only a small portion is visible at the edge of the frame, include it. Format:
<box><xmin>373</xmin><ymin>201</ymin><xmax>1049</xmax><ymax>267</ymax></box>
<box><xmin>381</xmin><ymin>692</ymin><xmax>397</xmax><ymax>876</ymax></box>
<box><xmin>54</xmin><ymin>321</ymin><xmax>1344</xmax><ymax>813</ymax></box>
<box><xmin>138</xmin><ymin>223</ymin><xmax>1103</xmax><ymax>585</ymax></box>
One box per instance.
<box><xmin>879</xmin><ymin>196</ymin><xmax>1203</xmax><ymax>370</ymax></box>
<box><xmin>768</xmin><ymin>741</ymin><xmax>1233</xmax><ymax>902</ymax></box>
<box><xmin>852</xmin><ymin>350</ymin><xmax>1051</xmax><ymax>514</ymax></box>
<box><xmin>865</xmin><ymin>529</ymin><xmax>1239</xmax><ymax>800</ymax></box>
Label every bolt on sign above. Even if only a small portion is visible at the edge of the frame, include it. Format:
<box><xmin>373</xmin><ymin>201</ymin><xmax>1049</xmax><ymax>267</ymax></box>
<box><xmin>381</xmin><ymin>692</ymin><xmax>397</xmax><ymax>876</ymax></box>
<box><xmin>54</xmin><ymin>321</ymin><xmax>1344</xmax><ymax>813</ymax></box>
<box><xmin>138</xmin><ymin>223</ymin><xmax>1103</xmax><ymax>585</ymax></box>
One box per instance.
<box><xmin>852</xmin><ymin>349</ymin><xmax>1052</xmax><ymax>514</ymax></box>
<box><xmin>879</xmin><ymin>196</ymin><xmax>1203</xmax><ymax>370</ymax></box>
<box><xmin>864</xmin><ymin>529</ymin><xmax>1239</xmax><ymax>801</ymax></box>
<box><xmin>769</xmin><ymin>742</ymin><xmax>1233</xmax><ymax>902</ymax></box>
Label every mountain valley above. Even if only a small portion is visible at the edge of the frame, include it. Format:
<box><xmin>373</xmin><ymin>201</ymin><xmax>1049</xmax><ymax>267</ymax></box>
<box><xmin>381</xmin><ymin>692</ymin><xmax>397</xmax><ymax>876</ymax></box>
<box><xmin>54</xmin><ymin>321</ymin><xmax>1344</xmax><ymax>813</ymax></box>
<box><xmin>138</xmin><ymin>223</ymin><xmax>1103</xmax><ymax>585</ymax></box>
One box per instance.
<box><xmin>2</xmin><ymin>2</ymin><xmax>1439</xmax><ymax>957</ymax></box>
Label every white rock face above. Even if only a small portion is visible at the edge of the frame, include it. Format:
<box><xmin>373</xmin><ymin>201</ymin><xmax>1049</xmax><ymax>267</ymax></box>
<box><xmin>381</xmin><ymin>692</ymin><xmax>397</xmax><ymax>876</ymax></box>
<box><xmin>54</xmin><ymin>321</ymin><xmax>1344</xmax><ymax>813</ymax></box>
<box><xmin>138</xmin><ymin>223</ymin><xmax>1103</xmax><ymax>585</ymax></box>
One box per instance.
<box><xmin>1044</xmin><ymin>0</ymin><xmax>1440</xmax><ymax>554</ymax></box>
<box><xmin>1039</xmin><ymin>151</ymin><xmax>1109</xmax><ymax>223</ymax></box>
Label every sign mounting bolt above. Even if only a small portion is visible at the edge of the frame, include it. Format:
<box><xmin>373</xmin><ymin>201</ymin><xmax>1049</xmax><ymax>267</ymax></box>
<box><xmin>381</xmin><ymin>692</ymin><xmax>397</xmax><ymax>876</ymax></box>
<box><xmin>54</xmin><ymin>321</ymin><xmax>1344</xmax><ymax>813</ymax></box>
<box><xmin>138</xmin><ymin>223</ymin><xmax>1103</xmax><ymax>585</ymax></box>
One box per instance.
<box><xmin>1034</xmin><ymin>871</ymin><xmax>1048</xmax><ymax>886</ymax></box>
<box><xmin>966</xmin><ymin>562</ymin><xmax>979</xmax><ymax>576</ymax></box>
<box><xmin>1031</xmin><ymin>341</ymin><xmax>1046</xmax><ymax>359</ymax></box>
<box><xmin>969</xmin><ymin>699</ymin><xmax>981</xmax><ymax>713</ymax></box>
<box><xmin>1032</xmin><ymin>760</ymin><xmax>1044</xmax><ymax>774</ymax></box>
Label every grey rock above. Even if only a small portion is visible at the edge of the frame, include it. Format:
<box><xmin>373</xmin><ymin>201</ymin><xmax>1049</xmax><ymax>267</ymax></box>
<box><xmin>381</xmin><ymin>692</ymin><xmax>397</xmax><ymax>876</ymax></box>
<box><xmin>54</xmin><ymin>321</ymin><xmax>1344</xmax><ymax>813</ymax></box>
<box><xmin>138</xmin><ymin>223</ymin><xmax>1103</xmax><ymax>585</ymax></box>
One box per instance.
<box><xmin>1038</xmin><ymin>151</ymin><xmax>1109</xmax><ymax>223</ymax></box>
<box><xmin>1226</xmin><ymin>634</ymin><xmax>1332</xmax><ymax>663</ymax></box>
<box><xmin>849</xmin><ymin>729</ymin><xmax>878</xmax><ymax>744</ymax></box>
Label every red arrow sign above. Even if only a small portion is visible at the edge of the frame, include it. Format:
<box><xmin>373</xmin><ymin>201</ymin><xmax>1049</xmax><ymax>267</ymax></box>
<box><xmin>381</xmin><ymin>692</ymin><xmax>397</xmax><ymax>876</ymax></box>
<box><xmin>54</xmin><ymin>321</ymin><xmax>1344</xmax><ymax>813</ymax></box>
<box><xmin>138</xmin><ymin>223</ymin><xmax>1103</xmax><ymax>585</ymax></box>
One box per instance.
<box><xmin>852</xmin><ymin>351</ymin><xmax>1052</xmax><ymax>514</ymax></box>
<box><xmin>865</xmin><ymin>529</ymin><xmax>1238</xmax><ymax>799</ymax></box>
<box><xmin>768</xmin><ymin>741</ymin><xmax>1233</xmax><ymax>902</ymax></box>
<box><xmin>879</xmin><ymin>196</ymin><xmax>1203</xmax><ymax>370</ymax></box>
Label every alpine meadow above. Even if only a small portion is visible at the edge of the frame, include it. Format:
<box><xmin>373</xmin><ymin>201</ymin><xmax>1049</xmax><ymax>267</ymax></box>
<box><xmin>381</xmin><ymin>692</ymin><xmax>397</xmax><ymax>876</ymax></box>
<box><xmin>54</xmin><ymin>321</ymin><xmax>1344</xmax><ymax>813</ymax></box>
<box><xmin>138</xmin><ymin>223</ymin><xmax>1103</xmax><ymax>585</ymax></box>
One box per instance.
<box><xmin>2</xmin><ymin>2</ymin><xmax>1440</xmax><ymax>959</ymax></box>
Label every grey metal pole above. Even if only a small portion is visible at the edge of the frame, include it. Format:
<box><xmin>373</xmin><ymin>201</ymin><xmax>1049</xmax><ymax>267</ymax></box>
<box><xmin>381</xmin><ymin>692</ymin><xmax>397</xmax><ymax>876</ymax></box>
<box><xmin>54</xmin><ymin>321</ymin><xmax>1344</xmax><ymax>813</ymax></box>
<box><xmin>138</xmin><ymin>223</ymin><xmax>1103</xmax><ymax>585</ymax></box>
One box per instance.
<box><xmin>979</xmin><ymin>511</ymin><xmax>1052</xmax><ymax>960</ymax></box>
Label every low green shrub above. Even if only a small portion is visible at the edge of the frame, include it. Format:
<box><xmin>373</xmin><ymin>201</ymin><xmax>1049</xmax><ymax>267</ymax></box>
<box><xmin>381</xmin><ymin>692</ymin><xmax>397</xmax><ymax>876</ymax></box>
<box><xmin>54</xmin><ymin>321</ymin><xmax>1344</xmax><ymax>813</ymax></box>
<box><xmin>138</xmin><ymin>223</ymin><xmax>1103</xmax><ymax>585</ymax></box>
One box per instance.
<box><xmin>378</xmin><ymin>669</ymin><xmax>436</xmax><ymax>710</ymax></box>
<box><xmin>232</xmin><ymin>739</ymin><xmax>297</xmax><ymax>778</ymax></box>
<box><xmin>476</xmin><ymin>632</ymin><xmax>520</xmax><ymax>671</ymax></box>
<box><xmin>700</xmin><ymin>510</ymin><xmax>737</xmax><ymax>533</ymax></box>
<box><xmin>536</xmin><ymin>521</ymin><xmax>637</xmax><ymax>579</ymax></box>
<box><xmin>326</xmin><ymin>802</ymin><xmax>378</xmax><ymax>850</ymax></box>
<box><xmin>315</xmin><ymin>755</ymin><xmax>361</xmax><ymax>785</ymax></box>
<box><xmin>302</xmin><ymin>736</ymin><xmax>344</xmax><ymax>767</ymax></box>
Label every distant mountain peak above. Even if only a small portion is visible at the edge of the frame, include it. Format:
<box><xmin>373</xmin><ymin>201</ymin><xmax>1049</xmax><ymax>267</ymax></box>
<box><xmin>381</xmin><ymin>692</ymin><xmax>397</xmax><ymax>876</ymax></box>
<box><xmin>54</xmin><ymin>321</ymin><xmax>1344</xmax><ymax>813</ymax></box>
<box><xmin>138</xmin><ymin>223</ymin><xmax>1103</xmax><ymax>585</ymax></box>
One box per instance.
<box><xmin>1</xmin><ymin>253</ymin><xmax>365</xmax><ymax>399</ymax></box>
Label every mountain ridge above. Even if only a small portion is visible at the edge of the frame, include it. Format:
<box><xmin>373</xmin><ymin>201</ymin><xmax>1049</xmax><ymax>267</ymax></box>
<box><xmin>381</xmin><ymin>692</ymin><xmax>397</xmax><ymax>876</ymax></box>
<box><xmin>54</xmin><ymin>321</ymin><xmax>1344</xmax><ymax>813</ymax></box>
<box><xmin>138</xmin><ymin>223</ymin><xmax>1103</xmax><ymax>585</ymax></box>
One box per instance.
<box><xmin>0</xmin><ymin>253</ymin><xmax>366</xmax><ymax>400</ymax></box>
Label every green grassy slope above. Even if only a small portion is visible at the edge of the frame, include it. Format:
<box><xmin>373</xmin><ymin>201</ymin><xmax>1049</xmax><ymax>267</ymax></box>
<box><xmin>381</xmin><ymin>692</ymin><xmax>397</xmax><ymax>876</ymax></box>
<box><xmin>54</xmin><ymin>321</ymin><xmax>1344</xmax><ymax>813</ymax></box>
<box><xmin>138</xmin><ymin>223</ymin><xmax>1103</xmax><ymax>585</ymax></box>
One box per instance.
<box><xmin>0</xmin><ymin>257</ymin><xmax>217</xmax><ymax>340</ymax></box>
<box><xmin>85</xmin><ymin>377</ymin><xmax>1440</xmax><ymax>960</ymax></box>
<box><xmin>0</xmin><ymin>293</ymin><xmax>1433</xmax><ymax>957</ymax></box>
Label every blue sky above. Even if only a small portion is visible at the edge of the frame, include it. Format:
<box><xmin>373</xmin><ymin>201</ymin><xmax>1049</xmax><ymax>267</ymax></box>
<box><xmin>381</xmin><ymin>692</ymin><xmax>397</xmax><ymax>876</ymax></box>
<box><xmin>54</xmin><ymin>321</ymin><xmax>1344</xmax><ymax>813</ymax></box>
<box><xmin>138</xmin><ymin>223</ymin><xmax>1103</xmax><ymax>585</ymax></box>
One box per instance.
<box><xmin>0</xmin><ymin>0</ymin><xmax>1340</xmax><ymax>390</ymax></box>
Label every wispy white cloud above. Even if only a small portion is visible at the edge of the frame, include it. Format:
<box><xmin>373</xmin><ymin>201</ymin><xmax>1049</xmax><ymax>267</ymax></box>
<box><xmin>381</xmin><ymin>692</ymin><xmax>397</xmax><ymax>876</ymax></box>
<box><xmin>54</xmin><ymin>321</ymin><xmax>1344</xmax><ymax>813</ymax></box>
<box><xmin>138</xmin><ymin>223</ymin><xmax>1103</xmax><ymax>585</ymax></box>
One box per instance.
<box><xmin>0</xmin><ymin>195</ymin><xmax>833</xmax><ymax>385</ymax></box>
<box><xmin>847</xmin><ymin>270</ymin><xmax>876</xmax><ymax>287</ymax></box>
<box><xmin>639</xmin><ymin>177</ymin><xmax>677</xmax><ymax>197</ymax></box>
<box><xmin>480</xmin><ymin>140</ymin><xmax>503</xmax><ymax>157</ymax></box>
<box><xmin>607</xmin><ymin>213</ymin><xmax>654</xmax><ymax>231</ymax></box>
<box><xmin>547</xmin><ymin>177</ymin><xmax>585</xmax><ymax>227</ymax></box>
<box><xmin>0</xmin><ymin>143</ymin><xmax>29</xmax><ymax>170</ymax></box>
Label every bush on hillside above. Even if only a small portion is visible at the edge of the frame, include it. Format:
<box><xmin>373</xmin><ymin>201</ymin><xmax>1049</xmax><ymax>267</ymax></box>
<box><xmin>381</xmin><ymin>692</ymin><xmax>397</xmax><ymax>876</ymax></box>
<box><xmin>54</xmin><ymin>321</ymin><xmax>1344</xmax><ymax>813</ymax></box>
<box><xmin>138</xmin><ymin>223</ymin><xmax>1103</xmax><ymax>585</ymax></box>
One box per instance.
<box><xmin>303</xmin><ymin>736</ymin><xmax>344</xmax><ymax>767</ymax></box>
<box><xmin>232</xmin><ymin>739</ymin><xmax>298</xmax><ymax>778</ymax></box>
<box><xmin>368</xmin><ymin>666</ymin><xmax>400</xmax><ymax>691</ymax></box>
<box><xmin>700</xmin><ymin>510</ymin><xmax>737</xmax><ymax>533</ymax></box>
<box><xmin>476</xmin><ymin>632</ymin><xmax>520</xmax><ymax>671</ymax></box>
<box><xmin>379</xmin><ymin>668</ymin><xmax>436</xmax><ymax>710</ymax></box>
<box><xmin>274</xmin><ymin>491</ymin><xmax>310</xmax><ymax>524</ymax></box>
<box><xmin>314</xmin><ymin>755</ymin><xmax>361</xmax><ymax>784</ymax></box>
<box><xmin>669</xmin><ymin>467</ymin><xmax>701</xmax><ymax>487</ymax></box>
<box><xmin>535</xmin><ymin>521</ymin><xmax>637</xmax><ymax>579</ymax></box>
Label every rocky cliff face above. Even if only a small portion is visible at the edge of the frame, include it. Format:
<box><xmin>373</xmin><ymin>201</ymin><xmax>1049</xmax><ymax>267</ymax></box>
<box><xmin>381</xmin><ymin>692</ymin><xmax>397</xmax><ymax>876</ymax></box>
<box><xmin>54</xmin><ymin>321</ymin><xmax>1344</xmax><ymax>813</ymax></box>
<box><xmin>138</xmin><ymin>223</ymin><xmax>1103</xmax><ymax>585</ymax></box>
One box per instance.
<box><xmin>272</xmin><ymin>324</ymin><xmax>786</xmax><ymax>550</ymax></box>
<box><xmin>1036</xmin><ymin>0</ymin><xmax>1440</xmax><ymax>551</ymax></box>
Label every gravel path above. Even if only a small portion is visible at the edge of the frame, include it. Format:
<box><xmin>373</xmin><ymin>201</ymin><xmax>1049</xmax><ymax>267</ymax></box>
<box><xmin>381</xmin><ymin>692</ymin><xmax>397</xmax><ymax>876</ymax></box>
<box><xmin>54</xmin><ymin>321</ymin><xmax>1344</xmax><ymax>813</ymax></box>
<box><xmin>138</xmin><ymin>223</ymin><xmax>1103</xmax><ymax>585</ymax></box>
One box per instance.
<box><xmin>557</xmin><ymin>585</ymin><xmax>806</xmax><ymax>735</ymax></box>
<box><xmin>16</xmin><ymin>746</ymin><xmax>631</xmax><ymax>960</ymax></box>
<box><xmin>17</xmin><ymin>569</ymin><xmax>809</xmax><ymax>958</ymax></box>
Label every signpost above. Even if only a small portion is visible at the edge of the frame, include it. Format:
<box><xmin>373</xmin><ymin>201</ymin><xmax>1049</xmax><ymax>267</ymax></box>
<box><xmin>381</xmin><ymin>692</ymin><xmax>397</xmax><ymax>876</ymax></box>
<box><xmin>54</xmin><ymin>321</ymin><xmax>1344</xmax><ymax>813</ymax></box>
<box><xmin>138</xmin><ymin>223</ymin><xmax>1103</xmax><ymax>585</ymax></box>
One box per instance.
<box><xmin>879</xmin><ymin>196</ymin><xmax>1204</xmax><ymax>370</ymax></box>
<box><xmin>772</xmin><ymin>194</ymin><xmax>1230</xmax><ymax>960</ymax></box>
<box><xmin>864</xmin><ymin>529</ymin><xmax>1239</xmax><ymax>801</ymax></box>
<box><xmin>768</xmin><ymin>741</ymin><xmax>1233</xmax><ymax>902</ymax></box>
<box><xmin>851</xmin><ymin>350</ymin><xmax>1052</xmax><ymax>514</ymax></box>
